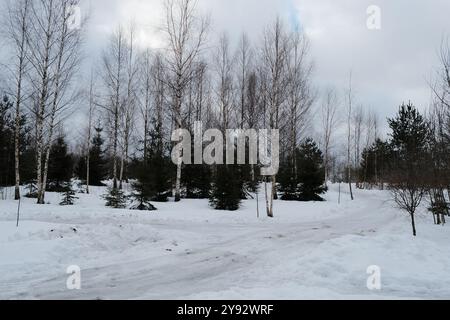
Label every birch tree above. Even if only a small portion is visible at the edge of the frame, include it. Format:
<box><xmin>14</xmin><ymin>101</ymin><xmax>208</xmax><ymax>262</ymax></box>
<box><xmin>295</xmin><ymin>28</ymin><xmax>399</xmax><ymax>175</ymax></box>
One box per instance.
<box><xmin>26</xmin><ymin>0</ymin><xmax>83</xmax><ymax>204</ymax></box>
<box><xmin>5</xmin><ymin>0</ymin><xmax>31</xmax><ymax>200</ymax></box>
<box><xmin>237</xmin><ymin>32</ymin><xmax>252</xmax><ymax>130</ymax></box>
<box><xmin>214</xmin><ymin>33</ymin><xmax>235</xmax><ymax>131</ymax></box>
<box><xmin>346</xmin><ymin>72</ymin><xmax>355</xmax><ymax>200</ymax></box>
<box><xmin>100</xmin><ymin>27</ymin><xmax>126</xmax><ymax>190</ymax></box>
<box><xmin>139</xmin><ymin>49</ymin><xmax>153</xmax><ymax>161</ymax></box>
<box><xmin>85</xmin><ymin>72</ymin><xmax>96</xmax><ymax>194</ymax></box>
<box><xmin>320</xmin><ymin>87</ymin><xmax>339</xmax><ymax>185</ymax></box>
<box><xmin>260</xmin><ymin>18</ymin><xmax>290</xmax><ymax>217</ymax></box>
<box><xmin>353</xmin><ymin>104</ymin><xmax>364</xmax><ymax>188</ymax></box>
<box><xmin>119</xmin><ymin>24</ymin><xmax>139</xmax><ymax>190</ymax></box>
<box><xmin>285</xmin><ymin>31</ymin><xmax>314</xmax><ymax>180</ymax></box>
<box><xmin>163</xmin><ymin>0</ymin><xmax>208</xmax><ymax>202</ymax></box>
<box><xmin>40</xmin><ymin>0</ymin><xmax>83</xmax><ymax>204</ymax></box>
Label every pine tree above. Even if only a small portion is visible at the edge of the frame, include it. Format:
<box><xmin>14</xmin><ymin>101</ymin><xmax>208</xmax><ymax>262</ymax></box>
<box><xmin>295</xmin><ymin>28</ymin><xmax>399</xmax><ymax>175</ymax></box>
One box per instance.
<box><xmin>183</xmin><ymin>144</ymin><xmax>212</xmax><ymax>199</ymax></box>
<box><xmin>278</xmin><ymin>153</ymin><xmax>299</xmax><ymax>201</ymax></box>
<box><xmin>104</xmin><ymin>187</ymin><xmax>128</xmax><ymax>209</ymax></box>
<box><xmin>297</xmin><ymin>139</ymin><xmax>327</xmax><ymax>201</ymax></box>
<box><xmin>210</xmin><ymin>165</ymin><xmax>242</xmax><ymax>211</ymax></box>
<box><xmin>388</xmin><ymin>103</ymin><xmax>431</xmax><ymax>164</ymax></box>
<box><xmin>279</xmin><ymin>139</ymin><xmax>327</xmax><ymax>201</ymax></box>
<box><xmin>387</xmin><ymin>102</ymin><xmax>432</xmax><ymax>236</ymax></box>
<box><xmin>47</xmin><ymin>136</ymin><xmax>73</xmax><ymax>192</ymax></box>
<box><xmin>183</xmin><ymin>164</ymin><xmax>212</xmax><ymax>199</ymax></box>
<box><xmin>142</xmin><ymin>120</ymin><xmax>173</xmax><ymax>202</ymax></box>
<box><xmin>130</xmin><ymin>165</ymin><xmax>157</xmax><ymax>211</ymax></box>
<box><xmin>59</xmin><ymin>181</ymin><xmax>78</xmax><ymax>206</ymax></box>
<box><xmin>131</xmin><ymin>119</ymin><xmax>172</xmax><ymax>206</ymax></box>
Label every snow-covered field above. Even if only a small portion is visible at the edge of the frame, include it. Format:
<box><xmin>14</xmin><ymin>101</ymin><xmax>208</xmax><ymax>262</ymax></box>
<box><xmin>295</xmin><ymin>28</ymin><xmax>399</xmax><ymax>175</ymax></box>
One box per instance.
<box><xmin>0</xmin><ymin>185</ymin><xmax>449</xmax><ymax>300</ymax></box>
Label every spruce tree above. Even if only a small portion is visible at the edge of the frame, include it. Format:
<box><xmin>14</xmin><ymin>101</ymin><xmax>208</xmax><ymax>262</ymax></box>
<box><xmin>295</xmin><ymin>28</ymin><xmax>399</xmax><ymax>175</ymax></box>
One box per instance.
<box><xmin>59</xmin><ymin>181</ymin><xmax>78</xmax><ymax>206</ymax></box>
<box><xmin>297</xmin><ymin>138</ymin><xmax>327</xmax><ymax>201</ymax></box>
<box><xmin>210</xmin><ymin>164</ymin><xmax>242</xmax><ymax>211</ymax></box>
<box><xmin>47</xmin><ymin>136</ymin><xmax>74</xmax><ymax>192</ymax></box>
<box><xmin>130</xmin><ymin>164</ymin><xmax>157</xmax><ymax>211</ymax></box>
<box><xmin>104</xmin><ymin>187</ymin><xmax>128</xmax><ymax>209</ymax></box>
<box><xmin>278</xmin><ymin>154</ymin><xmax>299</xmax><ymax>200</ymax></box>
<box><xmin>134</xmin><ymin>119</ymin><xmax>172</xmax><ymax>203</ymax></box>
<box><xmin>279</xmin><ymin>139</ymin><xmax>327</xmax><ymax>201</ymax></box>
<box><xmin>183</xmin><ymin>160</ymin><xmax>212</xmax><ymax>199</ymax></box>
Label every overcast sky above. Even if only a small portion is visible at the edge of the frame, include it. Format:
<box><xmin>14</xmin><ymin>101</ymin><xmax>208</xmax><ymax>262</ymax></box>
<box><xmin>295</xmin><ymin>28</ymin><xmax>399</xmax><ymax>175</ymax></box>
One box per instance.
<box><xmin>77</xmin><ymin>0</ymin><xmax>449</xmax><ymax>134</ymax></box>
<box><xmin>3</xmin><ymin>0</ymin><xmax>441</xmax><ymax>141</ymax></box>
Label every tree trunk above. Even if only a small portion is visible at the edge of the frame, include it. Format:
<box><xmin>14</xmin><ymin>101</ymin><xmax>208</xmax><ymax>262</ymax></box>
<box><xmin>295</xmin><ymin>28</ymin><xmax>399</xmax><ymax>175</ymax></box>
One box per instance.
<box><xmin>410</xmin><ymin>213</ymin><xmax>417</xmax><ymax>237</ymax></box>
<box><xmin>174</xmin><ymin>94</ymin><xmax>182</xmax><ymax>202</ymax></box>
<box><xmin>266</xmin><ymin>176</ymin><xmax>276</xmax><ymax>218</ymax></box>
<box><xmin>175</xmin><ymin>156</ymin><xmax>182</xmax><ymax>202</ymax></box>
<box><xmin>39</xmin><ymin>10</ymin><xmax>69</xmax><ymax>204</ymax></box>
<box><xmin>86</xmin><ymin>76</ymin><xmax>94</xmax><ymax>195</ymax></box>
<box><xmin>348</xmin><ymin>168</ymin><xmax>354</xmax><ymax>201</ymax></box>
<box><xmin>112</xmin><ymin>109</ymin><xmax>119</xmax><ymax>190</ymax></box>
<box><xmin>14</xmin><ymin>91</ymin><xmax>21</xmax><ymax>200</ymax></box>
<box><xmin>11</xmin><ymin>0</ymin><xmax>30</xmax><ymax>201</ymax></box>
<box><xmin>119</xmin><ymin>153</ymin><xmax>124</xmax><ymax>190</ymax></box>
<box><xmin>86</xmin><ymin>151</ymin><xmax>90</xmax><ymax>194</ymax></box>
<box><xmin>40</xmin><ymin>137</ymin><xmax>53</xmax><ymax>204</ymax></box>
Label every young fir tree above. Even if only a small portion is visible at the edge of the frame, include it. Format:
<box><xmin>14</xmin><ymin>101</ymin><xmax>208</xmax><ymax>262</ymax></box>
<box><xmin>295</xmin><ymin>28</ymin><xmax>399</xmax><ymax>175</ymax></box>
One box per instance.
<box><xmin>297</xmin><ymin>138</ymin><xmax>327</xmax><ymax>201</ymax></box>
<box><xmin>104</xmin><ymin>187</ymin><xmax>128</xmax><ymax>209</ymax></box>
<box><xmin>47</xmin><ymin>136</ymin><xmax>74</xmax><ymax>192</ymax></box>
<box><xmin>131</xmin><ymin>119</ymin><xmax>172</xmax><ymax>206</ymax></box>
<box><xmin>210</xmin><ymin>164</ymin><xmax>242</xmax><ymax>211</ymax></box>
<box><xmin>279</xmin><ymin>138</ymin><xmax>327</xmax><ymax>201</ymax></box>
<box><xmin>182</xmin><ymin>142</ymin><xmax>211</xmax><ymax>199</ymax></box>
<box><xmin>76</xmin><ymin>126</ymin><xmax>107</xmax><ymax>186</ymax></box>
<box><xmin>278</xmin><ymin>153</ymin><xmax>299</xmax><ymax>201</ymax></box>
<box><xmin>130</xmin><ymin>164</ymin><xmax>157</xmax><ymax>211</ymax></box>
<box><xmin>59</xmin><ymin>181</ymin><xmax>78</xmax><ymax>206</ymax></box>
<box><xmin>183</xmin><ymin>163</ymin><xmax>212</xmax><ymax>199</ymax></box>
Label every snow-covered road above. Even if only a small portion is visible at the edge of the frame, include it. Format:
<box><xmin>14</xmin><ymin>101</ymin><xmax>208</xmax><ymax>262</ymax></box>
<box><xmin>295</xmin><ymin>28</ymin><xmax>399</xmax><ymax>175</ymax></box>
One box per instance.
<box><xmin>0</xmin><ymin>185</ymin><xmax>449</xmax><ymax>299</ymax></box>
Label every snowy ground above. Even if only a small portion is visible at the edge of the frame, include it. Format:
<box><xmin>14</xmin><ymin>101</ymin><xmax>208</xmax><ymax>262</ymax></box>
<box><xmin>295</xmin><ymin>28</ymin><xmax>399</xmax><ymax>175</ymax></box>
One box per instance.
<box><xmin>0</xmin><ymin>184</ymin><xmax>449</xmax><ymax>300</ymax></box>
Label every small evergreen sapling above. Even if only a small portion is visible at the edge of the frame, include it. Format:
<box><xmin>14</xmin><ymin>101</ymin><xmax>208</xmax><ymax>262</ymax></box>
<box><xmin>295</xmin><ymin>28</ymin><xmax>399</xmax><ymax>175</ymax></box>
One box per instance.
<box><xmin>209</xmin><ymin>165</ymin><xmax>242</xmax><ymax>211</ymax></box>
<box><xmin>47</xmin><ymin>136</ymin><xmax>74</xmax><ymax>192</ymax></box>
<box><xmin>130</xmin><ymin>179</ymin><xmax>157</xmax><ymax>211</ymax></box>
<box><xmin>59</xmin><ymin>182</ymin><xmax>78</xmax><ymax>206</ymax></box>
<box><xmin>104</xmin><ymin>187</ymin><xmax>128</xmax><ymax>209</ymax></box>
